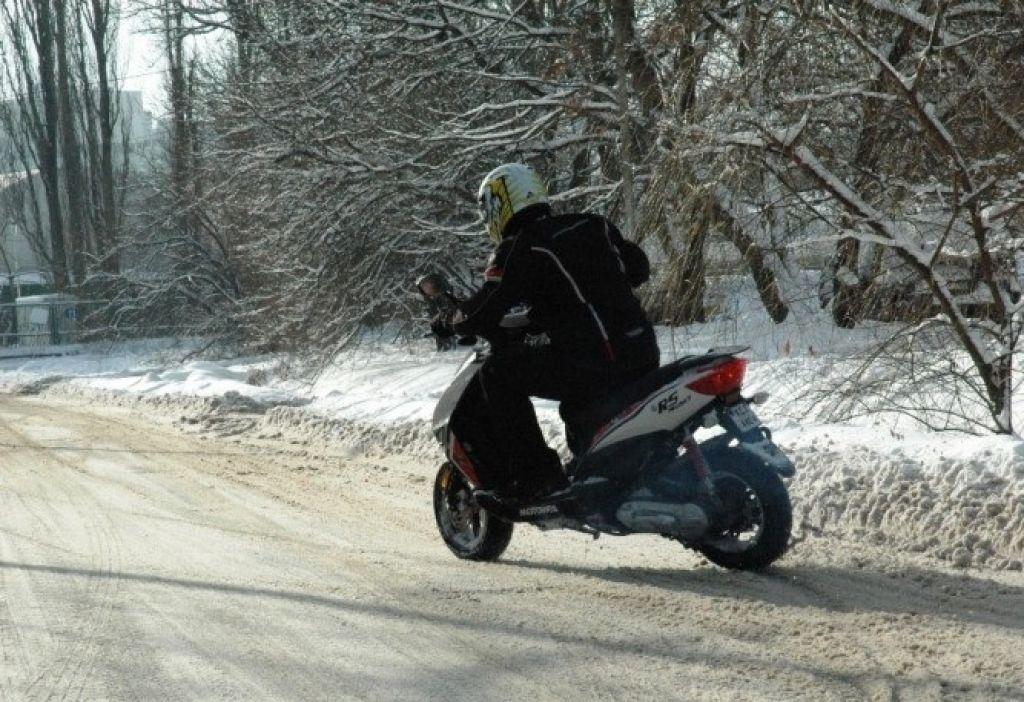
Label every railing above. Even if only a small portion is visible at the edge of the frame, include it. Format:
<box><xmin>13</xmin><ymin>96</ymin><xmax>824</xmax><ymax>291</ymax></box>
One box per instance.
<box><xmin>0</xmin><ymin>298</ymin><xmax>108</xmax><ymax>348</ymax></box>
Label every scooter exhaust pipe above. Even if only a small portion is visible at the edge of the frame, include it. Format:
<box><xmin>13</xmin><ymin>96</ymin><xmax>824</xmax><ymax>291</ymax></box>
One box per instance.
<box><xmin>616</xmin><ymin>501</ymin><xmax>709</xmax><ymax>540</ymax></box>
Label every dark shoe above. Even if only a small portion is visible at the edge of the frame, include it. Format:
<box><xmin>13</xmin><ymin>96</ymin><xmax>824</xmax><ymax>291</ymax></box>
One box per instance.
<box><xmin>473</xmin><ymin>451</ymin><xmax>569</xmax><ymax>521</ymax></box>
<box><xmin>471</xmin><ymin>490</ymin><xmax>531</xmax><ymax>520</ymax></box>
<box><xmin>525</xmin><ymin>469</ymin><xmax>569</xmax><ymax>500</ymax></box>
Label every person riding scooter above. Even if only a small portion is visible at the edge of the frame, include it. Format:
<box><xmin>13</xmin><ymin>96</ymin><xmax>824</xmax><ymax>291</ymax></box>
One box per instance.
<box><xmin>431</xmin><ymin>163</ymin><xmax>659</xmax><ymax>510</ymax></box>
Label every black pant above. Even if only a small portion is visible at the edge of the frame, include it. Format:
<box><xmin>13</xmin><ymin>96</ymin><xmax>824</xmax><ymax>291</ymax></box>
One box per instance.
<box><xmin>477</xmin><ymin>345</ymin><xmax>653</xmax><ymax>494</ymax></box>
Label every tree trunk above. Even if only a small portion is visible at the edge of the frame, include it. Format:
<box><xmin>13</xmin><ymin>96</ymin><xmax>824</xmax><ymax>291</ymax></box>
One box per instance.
<box><xmin>32</xmin><ymin>0</ymin><xmax>69</xmax><ymax>290</ymax></box>
<box><xmin>224</xmin><ymin>0</ymin><xmax>260</xmax><ymax>83</ymax></box>
<box><xmin>72</xmin><ymin>14</ymin><xmax>102</xmax><ymax>258</ymax></box>
<box><xmin>712</xmin><ymin>199</ymin><xmax>789</xmax><ymax>323</ymax></box>
<box><xmin>610</xmin><ymin>0</ymin><xmax>636</xmax><ymax>235</ymax></box>
<box><xmin>56</xmin><ymin>0</ymin><xmax>88</xmax><ymax>285</ymax></box>
<box><xmin>165</xmin><ymin>4</ymin><xmax>191</xmax><ymax>216</ymax></box>
<box><xmin>829</xmin><ymin>14</ymin><xmax>918</xmax><ymax>327</ymax></box>
<box><xmin>829</xmin><ymin>234</ymin><xmax>860</xmax><ymax>328</ymax></box>
<box><xmin>89</xmin><ymin>0</ymin><xmax>119</xmax><ymax>274</ymax></box>
<box><xmin>658</xmin><ymin>227</ymin><xmax>707</xmax><ymax>325</ymax></box>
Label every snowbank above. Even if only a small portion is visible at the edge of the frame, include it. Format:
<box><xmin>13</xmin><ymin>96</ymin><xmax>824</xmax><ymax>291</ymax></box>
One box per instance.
<box><xmin>1</xmin><ymin>331</ymin><xmax>1022</xmax><ymax>570</ymax></box>
<box><xmin>783</xmin><ymin>427</ymin><xmax>1024</xmax><ymax>570</ymax></box>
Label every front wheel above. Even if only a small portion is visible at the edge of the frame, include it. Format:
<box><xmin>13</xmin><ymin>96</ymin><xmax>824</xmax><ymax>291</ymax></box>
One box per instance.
<box><xmin>695</xmin><ymin>448</ymin><xmax>792</xmax><ymax>571</ymax></box>
<box><xmin>433</xmin><ymin>462</ymin><xmax>513</xmax><ymax>561</ymax></box>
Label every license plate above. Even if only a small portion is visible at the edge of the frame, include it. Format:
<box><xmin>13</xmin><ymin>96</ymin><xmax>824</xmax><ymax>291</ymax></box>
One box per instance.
<box><xmin>727</xmin><ymin>403</ymin><xmax>761</xmax><ymax>433</ymax></box>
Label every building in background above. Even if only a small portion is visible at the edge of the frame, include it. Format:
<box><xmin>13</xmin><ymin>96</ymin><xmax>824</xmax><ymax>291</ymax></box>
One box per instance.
<box><xmin>0</xmin><ymin>89</ymin><xmax>156</xmax><ymax>287</ymax></box>
<box><xmin>117</xmin><ymin>89</ymin><xmax>159</xmax><ymax>171</ymax></box>
<box><xmin>0</xmin><ymin>170</ymin><xmax>50</xmax><ymax>289</ymax></box>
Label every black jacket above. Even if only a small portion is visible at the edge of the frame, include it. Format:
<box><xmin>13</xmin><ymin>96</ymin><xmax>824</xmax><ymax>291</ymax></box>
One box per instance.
<box><xmin>455</xmin><ymin>206</ymin><xmax>658</xmax><ymax>369</ymax></box>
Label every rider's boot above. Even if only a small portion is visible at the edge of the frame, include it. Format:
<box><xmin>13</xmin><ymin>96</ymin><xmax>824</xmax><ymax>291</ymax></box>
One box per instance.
<box><xmin>474</xmin><ymin>451</ymin><xmax>569</xmax><ymax>520</ymax></box>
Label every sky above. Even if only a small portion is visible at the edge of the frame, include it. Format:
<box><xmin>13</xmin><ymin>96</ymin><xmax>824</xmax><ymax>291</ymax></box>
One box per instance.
<box><xmin>0</xmin><ymin>6</ymin><xmax>216</xmax><ymax>115</ymax></box>
<box><xmin>119</xmin><ymin>11</ymin><xmax>166</xmax><ymax>114</ymax></box>
<box><xmin>119</xmin><ymin>9</ymin><xmax>225</xmax><ymax>117</ymax></box>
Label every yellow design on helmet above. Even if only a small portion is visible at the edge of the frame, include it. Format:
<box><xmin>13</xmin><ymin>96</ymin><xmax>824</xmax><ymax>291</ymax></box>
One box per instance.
<box><xmin>477</xmin><ymin>163</ymin><xmax>549</xmax><ymax>243</ymax></box>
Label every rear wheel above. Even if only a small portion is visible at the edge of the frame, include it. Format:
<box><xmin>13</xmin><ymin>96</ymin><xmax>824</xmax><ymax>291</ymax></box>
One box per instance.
<box><xmin>695</xmin><ymin>449</ymin><xmax>792</xmax><ymax>571</ymax></box>
<box><xmin>433</xmin><ymin>462</ymin><xmax>513</xmax><ymax>561</ymax></box>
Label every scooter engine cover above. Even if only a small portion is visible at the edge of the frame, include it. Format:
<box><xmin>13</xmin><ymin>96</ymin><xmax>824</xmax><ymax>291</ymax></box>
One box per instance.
<box><xmin>616</xmin><ymin>500</ymin><xmax>709</xmax><ymax>540</ymax></box>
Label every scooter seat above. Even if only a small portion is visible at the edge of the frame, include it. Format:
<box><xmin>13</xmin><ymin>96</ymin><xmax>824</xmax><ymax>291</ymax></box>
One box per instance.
<box><xmin>560</xmin><ymin>353</ymin><xmax>730</xmax><ymax>452</ymax></box>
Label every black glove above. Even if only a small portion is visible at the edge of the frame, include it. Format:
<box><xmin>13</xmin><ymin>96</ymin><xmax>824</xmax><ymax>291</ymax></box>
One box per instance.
<box><xmin>430</xmin><ymin>311</ymin><xmax>455</xmax><ymax>339</ymax></box>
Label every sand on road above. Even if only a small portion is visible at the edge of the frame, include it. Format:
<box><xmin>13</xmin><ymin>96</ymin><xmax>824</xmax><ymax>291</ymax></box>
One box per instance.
<box><xmin>1</xmin><ymin>394</ymin><xmax>1022</xmax><ymax>701</ymax></box>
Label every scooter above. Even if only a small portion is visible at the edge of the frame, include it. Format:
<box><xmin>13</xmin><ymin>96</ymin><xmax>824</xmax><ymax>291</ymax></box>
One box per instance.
<box><xmin>428</xmin><ymin>309</ymin><xmax>795</xmax><ymax>571</ymax></box>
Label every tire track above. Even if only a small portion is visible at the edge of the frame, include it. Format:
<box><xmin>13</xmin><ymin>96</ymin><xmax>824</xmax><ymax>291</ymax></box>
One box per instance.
<box><xmin>0</xmin><ymin>417</ymin><xmax>126</xmax><ymax>702</ymax></box>
<box><xmin>2</xmin><ymin>397</ymin><xmax>567</xmax><ymax>700</ymax></box>
<box><xmin>2</xmin><ymin>393</ymin><xmax>1023</xmax><ymax>700</ymax></box>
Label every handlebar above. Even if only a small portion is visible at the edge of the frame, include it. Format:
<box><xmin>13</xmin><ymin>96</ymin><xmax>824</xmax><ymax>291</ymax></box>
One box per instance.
<box><xmin>417</xmin><ymin>275</ymin><xmax>537</xmax><ymax>348</ymax></box>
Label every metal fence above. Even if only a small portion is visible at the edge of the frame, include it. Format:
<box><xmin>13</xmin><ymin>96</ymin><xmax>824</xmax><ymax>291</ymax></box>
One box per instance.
<box><xmin>0</xmin><ymin>297</ymin><xmax>108</xmax><ymax>348</ymax></box>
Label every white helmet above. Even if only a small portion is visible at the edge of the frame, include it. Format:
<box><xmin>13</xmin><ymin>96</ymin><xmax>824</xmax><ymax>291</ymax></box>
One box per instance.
<box><xmin>477</xmin><ymin>163</ymin><xmax>549</xmax><ymax>243</ymax></box>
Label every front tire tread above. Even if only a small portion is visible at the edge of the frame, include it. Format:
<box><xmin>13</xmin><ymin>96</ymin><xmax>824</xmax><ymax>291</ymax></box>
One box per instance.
<box><xmin>433</xmin><ymin>463</ymin><xmax>514</xmax><ymax>561</ymax></box>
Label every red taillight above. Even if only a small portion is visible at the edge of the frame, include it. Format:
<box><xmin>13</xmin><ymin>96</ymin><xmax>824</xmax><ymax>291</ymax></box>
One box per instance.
<box><xmin>686</xmin><ymin>358</ymin><xmax>748</xmax><ymax>396</ymax></box>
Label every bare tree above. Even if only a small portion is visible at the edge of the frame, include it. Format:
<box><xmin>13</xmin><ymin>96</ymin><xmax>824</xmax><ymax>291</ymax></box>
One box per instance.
<box><xmin>55</xmin><ymin>0</ymin><xmax>89</xmax><ymax>283</ymax></box>
<box><xmin>707</xmin><ymin>1</ymin><xmax>1024</xmax><ymax>432</ymax></box>
<box><xmin>83</xmin><ymin>0</ymin><xmax>121</xmax><ymax>274</ymax></box>
<box><xmin>2</xmin><ymin>0</ymin><xmax>70</xmax><ymax>288</ymax></box>
<box><xmin>109</xmin><ymin>0</ymin><xmax>1024</xmax><ymax>438</ymax></box>
<box><xmin>1</xmin><ymin>0</ymin><xmax>125</xmax><ymax>291</ymax></box>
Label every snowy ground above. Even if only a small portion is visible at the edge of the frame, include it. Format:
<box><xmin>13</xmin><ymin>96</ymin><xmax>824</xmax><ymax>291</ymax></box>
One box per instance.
<box><xmin>0</xmin><ymin>317</ymin><xmax>1022</xmax><ymax>572</ymax></box>
<box><xmin>3</xmin><ymin>393</ymin><xmax>1023</xmax><ymax>699</ymax></box>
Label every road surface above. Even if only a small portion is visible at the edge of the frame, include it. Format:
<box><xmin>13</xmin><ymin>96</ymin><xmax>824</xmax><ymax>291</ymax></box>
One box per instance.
<box><xmin>1</xmin><ymin>394</ymin><xmax>1022</xmax><ymax>701</ymax></box>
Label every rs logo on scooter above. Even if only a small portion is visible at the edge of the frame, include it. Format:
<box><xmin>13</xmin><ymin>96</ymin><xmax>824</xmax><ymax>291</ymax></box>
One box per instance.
<box><xmin>654</xmin><ymin>392</ymin><xmax>686</xmax><ymax>414</ymax></box>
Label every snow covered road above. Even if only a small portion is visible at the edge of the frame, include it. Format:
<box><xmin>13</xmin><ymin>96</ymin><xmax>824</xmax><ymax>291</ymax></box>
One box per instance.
<box><xmin>1</xmin><ymin>393</ymin><xmax>1023</xmax><ymax>701</ymax></box>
